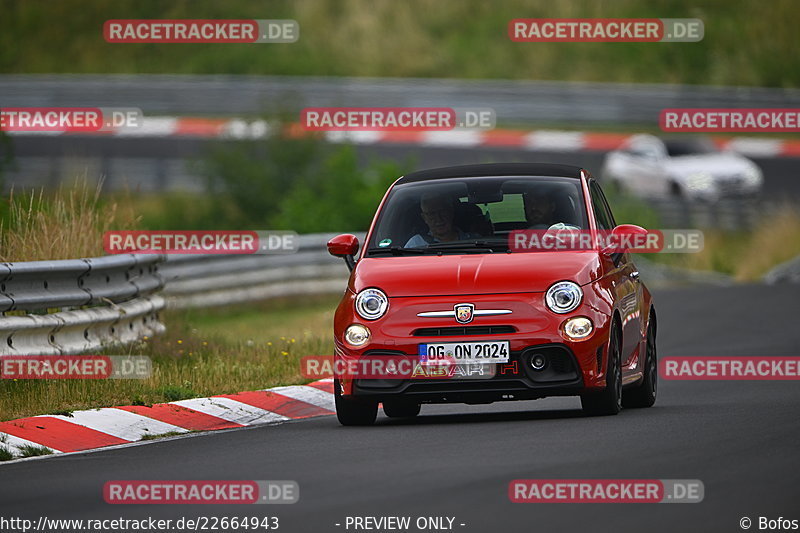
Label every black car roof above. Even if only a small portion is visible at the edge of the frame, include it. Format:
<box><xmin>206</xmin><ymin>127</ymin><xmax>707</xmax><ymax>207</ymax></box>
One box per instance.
<box><xmin>397</xmin><ymin>163</ymin><xmax>585</xmax><ymax>184</ymax></box>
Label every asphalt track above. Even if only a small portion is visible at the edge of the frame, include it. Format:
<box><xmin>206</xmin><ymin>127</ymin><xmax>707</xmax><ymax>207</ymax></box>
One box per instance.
<box><xmin>1</xmin><ymin>283</ymin><xmax>799</xmax><ymax>533</ymax></box>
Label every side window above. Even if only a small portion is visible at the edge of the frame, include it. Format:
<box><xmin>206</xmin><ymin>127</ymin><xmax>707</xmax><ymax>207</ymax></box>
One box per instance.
<box><xmin>589</xmin><ymin>181</ymin><xmax>615</xmax><ymax>230</ymax></box>
<box><xmin>595</xmin><ymin>184</ymin><xmax>617</xmax><ymax>228</ymax></box>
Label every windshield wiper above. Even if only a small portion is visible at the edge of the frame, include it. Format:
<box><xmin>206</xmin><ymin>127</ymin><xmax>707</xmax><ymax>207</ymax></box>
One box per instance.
<box><xmin>425</xmin><ymin>240</ymin><xmax>509</xmax><ymax>252</ymax></box>
<box><xmin>366</xmin><ymin>246</ymin><xmax>427</xmax><ymax>256</ymax></box>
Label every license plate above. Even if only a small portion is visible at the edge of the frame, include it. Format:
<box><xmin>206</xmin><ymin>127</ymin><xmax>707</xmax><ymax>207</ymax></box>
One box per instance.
<box><xmin>418</xmin><ymin>340</ymin><xmax>510</xmax><ymax>364</ymax></box>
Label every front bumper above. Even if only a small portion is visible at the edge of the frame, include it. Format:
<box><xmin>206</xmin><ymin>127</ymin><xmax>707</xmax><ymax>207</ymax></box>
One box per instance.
<box><xmin>334</xmin><ymin>292</ymin><xmax>614</xmax><ymax>402</ymax></box>
<box><xmin>349</xmin><ymin>343</ymin><xmax>585</xmax><ymax>404</ymax></box>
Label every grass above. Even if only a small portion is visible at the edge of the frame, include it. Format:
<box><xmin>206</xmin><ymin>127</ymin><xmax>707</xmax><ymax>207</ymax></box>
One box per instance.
<box><xmin>0</xmin><ymin>294</ymin><xmax>338</xmax><ymax>421</ymax></box>
<box><xmin>1</xmin><ymin>0</ymin><xmax>798</xmax><ymax>87</ymax></box>
<box><xmin>0</xmin><ymin>181</ymin><xmax>139</xmax><ymax>261</ymax></box>
<box><xmin>17</xmin><ymin>444</ymin><xmax>54</xmax><ymax>458</ymax></box>
<box><xmin>139</xmin><ymin>431</ymin><xmax>190</xmax><ymax>442</ymax></box>
<box><xmin>647</xmin><ymin>206</ymin><xmax>800</xmax><ymax>281</ymax></box>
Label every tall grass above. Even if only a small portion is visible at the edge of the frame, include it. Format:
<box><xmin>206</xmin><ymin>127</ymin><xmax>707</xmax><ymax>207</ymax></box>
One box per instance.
<box><xmin>0</xmin><ymin>180</ymin><xmax>139</xmax><ymax>261</ymax></box>
<box><xmin>645</xmin><ymin>205</ymin><xmax>800</xmax><ymax>281</ymax></box>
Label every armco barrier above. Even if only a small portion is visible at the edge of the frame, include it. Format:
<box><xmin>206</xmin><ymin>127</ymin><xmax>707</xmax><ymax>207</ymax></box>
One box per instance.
<box><xmin>0</xmin><ymin>234</ymin><xmax>361</xmax><ymax>355</ymax></box>
<box><xmin>158</xmin><ymin>233</ymin><xmax>362</xmax><ymax>309</ymax></box>
<box><xmin>0</xmin><ymin>254</ymin><xmax>166</xmax><ymax>356</ymax></box>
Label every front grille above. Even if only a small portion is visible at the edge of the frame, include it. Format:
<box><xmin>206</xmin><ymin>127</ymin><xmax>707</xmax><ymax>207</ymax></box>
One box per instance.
<box><xmin>412</xmin><ymin>325</ymin><xmax>516</xmax><ymax>337</ymax></box>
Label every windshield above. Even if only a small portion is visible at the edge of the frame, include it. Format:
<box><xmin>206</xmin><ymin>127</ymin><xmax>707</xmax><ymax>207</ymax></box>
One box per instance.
<box><xmin>365</xmin><ymin>175</ymin><xmax>587</xmax><ymax>256</ymax></box>
<box><xmin>664</xmin><ymin>137</ymin><xmax>718</xmax><ymax>157</ymax></box>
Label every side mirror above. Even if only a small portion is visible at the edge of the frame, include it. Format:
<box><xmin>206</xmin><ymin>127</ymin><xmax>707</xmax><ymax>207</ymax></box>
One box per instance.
<box><xmin>601</xmin><ymin>224</ymin><xmax>648</xmax><ymax>255</ymax></box>
<box><xmin>327</xmin><ymin>234</ymin><xmax>359</xmax><ymax>271</ymax></box>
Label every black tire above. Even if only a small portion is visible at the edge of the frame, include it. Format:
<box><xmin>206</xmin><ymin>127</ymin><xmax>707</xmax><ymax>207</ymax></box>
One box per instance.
<box><xmin>334</xmin><ymin>380</ymin><xmax>378</xmax><ymax>426</ymax></box>
<box><xmin>383</xmin><ymin>401</ymin><xmax>421</xmax><ymax>418</ymax></box>
<box><xmin>623</xmin><ymin>313</ymin><xmax>657</xmax><ymax>408</ymax></box>
<box><xmin>581</xmin><ymin>322</ymin><xmax>622</xmax><ymax>416</ymax></box>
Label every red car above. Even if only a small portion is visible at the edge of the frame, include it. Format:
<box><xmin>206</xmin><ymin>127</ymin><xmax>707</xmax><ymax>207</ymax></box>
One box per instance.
<box><xmin>327</xmin><ymin>163</ymin><xmax>657</xmax><ymax>426</ymax></box>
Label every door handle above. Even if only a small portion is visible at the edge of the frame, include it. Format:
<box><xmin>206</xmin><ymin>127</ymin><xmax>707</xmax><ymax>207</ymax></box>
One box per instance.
<box><xmin>630</xmin><ymin>270</ymin><xmax>640</xmax><ymax>281</ymax></box>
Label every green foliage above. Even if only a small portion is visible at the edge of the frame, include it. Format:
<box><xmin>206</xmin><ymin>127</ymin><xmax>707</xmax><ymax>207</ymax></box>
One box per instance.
<box><xmin>602</xmin><ymin>185</ymin><xmax>662</xmax><ymax>230</ymax></box>
<box><xmin>157</xmin><ymin>384</ymin><xmax>197</xmax><ymax>402</ymax></box>
<box><xmin>1</xmin><ymin>0</ymin><xmax>798</xmax><ymax>87</ymax></box>
<box><xmin>275</xmin><ymin>146</ymin><xmax>405</xmax><ymax>233</ymax></box>
<box><xmin>135</xmin><ymin>130</ymin><xmax>411</xmax><ymax>233</ymax></box>
<box><xmin>17</xmin><ymin>444</ymin><xmax>54</xmax><ymax>458</ymax></box>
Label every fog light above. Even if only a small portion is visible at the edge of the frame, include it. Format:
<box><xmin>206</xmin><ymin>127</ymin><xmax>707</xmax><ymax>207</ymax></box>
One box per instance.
<box><xmin>530</xmin><ymin>354</ymin><xmax>547</xmax><ymax>370</ymax></box>
<box><xmin>344</xmin><ymin>324</ymin><xmax>371</xmax><ymax>347</ymax></box>
<box><xmin>562</xmin><ymin>316</ymin><xmax>594</xmax><ymax>341</ymax></box>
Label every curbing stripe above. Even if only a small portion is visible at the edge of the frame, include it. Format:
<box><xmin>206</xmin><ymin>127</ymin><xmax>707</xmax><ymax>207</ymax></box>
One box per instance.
<box><xmin>170</xmin><ymin>397</ymin><xmax>289</xmax><ymax>426</ymax></box>
<box><xmin>217</xmin><ymin>390</ymin><xmax>333</xmax><ymax>419</ymax></box>
<box><xmin>116</xmin><ymin>404</ymin><xmax>243</xmax><ymax>431</ymax></box>
<box><xmin>306</xmin><ymin>379</ymin><xmax>335</xmax><ymax>394</ymax></box>
<box><xmin>0</xmin><ymin>433</ymin><xmax>62</xmax><ymax>454</ymax></box>
<box><xmin>0</xmin><ymin>382</ymin><xmax>335</xmax><ymax>462</ymax></box>
<box><xmin>34</xmin><ymin>114</ymin><xmax>797</xmax><ymax>158</ymax></box>
<box><xmin>39</xmin><ymin>409</ymin><xmax>189</xmax><ymax>442</ymax></box>
<box><xmin>267</xmin><ymin>385</ymin><xmax>336</xmax><ymax>411</ymax></box>
<box><xmin>0</xmin><ymin>417</ymin><xmax>129</xmax><ymax>452</ymax></box>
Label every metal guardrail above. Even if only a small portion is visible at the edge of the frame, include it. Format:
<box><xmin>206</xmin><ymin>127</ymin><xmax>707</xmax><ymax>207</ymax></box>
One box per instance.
<box><xmin>646</xmin><ymin>197</ymin><xmax>761</xmax><ymax>231</ymax></box>
<box><xmin>159</xmin><ymin>233</ymin><xmax>360</xmax><ymax>309</ymax></box>
<box><xmin>0</xmin><ymin>254</ymin><xmax>163</xmax><ymax>312</ymax></box>
<box><xmin>0</xmin><ymin>234</ymin><xmax>359</xmax><ymax>355</ymax></box>
<box><xmin>2</xmin><ymin>74</ymin><xmax>799</xmax><ymax>125</ymax></box>
<box><xmin>0</xmin><ymin>255</ymin><xmax>166</xmax><ymax>355</ymax></box>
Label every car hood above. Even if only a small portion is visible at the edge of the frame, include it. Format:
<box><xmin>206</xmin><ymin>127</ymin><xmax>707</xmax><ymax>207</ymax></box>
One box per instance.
<box><xmin>351</xmin><ymin>252</ymin><xmax>602</xmax><ymax>297</ymax></box>
<box><xmin>665</xmin><ymin>153</ymin><xmax>758</xmax><ymax>179</ymax></box>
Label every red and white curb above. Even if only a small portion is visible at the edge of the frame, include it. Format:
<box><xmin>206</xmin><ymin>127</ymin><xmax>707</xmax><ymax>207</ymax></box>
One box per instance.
<box><xmin>8</xmin><ymin>116</ymin><xmax>800</xmax><ymax>158</ymax></box>
<box><xmin>0</xmin><ymin>379</ymin><xmax>334</xmax><ymax>459</ymax></box>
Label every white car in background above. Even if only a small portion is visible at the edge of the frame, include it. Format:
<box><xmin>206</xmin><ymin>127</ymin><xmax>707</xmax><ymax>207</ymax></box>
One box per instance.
<box><xmin>600</xmin><ymin>134</ymin><xmax>763</xmax><ymax>201</ymax></box>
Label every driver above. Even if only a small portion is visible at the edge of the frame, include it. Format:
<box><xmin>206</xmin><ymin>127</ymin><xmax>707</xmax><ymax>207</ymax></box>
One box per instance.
<box><xmin>523</xmin><ymin>189</ymin><xmax>558</xmax><ymax>229</ymax></box>
<box><xmin>405</xmin><ymin>192</ymin><xmax>476</xmax><ymax>247</ymax></box>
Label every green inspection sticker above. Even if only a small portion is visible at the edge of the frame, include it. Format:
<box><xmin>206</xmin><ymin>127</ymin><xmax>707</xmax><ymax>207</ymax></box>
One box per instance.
<box><xmin>378</xmin><ymin>239</ymin><xmax>392</xmax><ymax>247</ymax></box>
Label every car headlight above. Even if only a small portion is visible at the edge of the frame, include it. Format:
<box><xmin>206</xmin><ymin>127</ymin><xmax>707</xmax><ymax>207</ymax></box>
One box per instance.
<box><xmin>355</xmin><ymin>288</ymin><xmax>388</xmax><ymax>320</ymax></box>
<box><xmin>345</xmin><ymin>324</ymin><xmax>371</xmax><ymax>347</ymax></box>
<box><xmin>545</xmin><ymin>281</ymin><xmax>583</xmax><ymax>314</ymax></box>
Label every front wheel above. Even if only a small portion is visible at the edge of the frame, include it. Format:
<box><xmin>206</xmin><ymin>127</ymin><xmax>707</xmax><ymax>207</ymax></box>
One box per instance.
<box><xmin>623</xmin><ymin>315</ymin><xmax>657</xmax><ymax>408</ymax></box>
<box><xmin>581</xmin><ymin>324</ymin><xmax>622</xmax><ymax>416</ymax></box>
<box><xmin>334</xmin><ymin>380</ymin><xmax>378</xmax><ymax>426</ymax></box>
